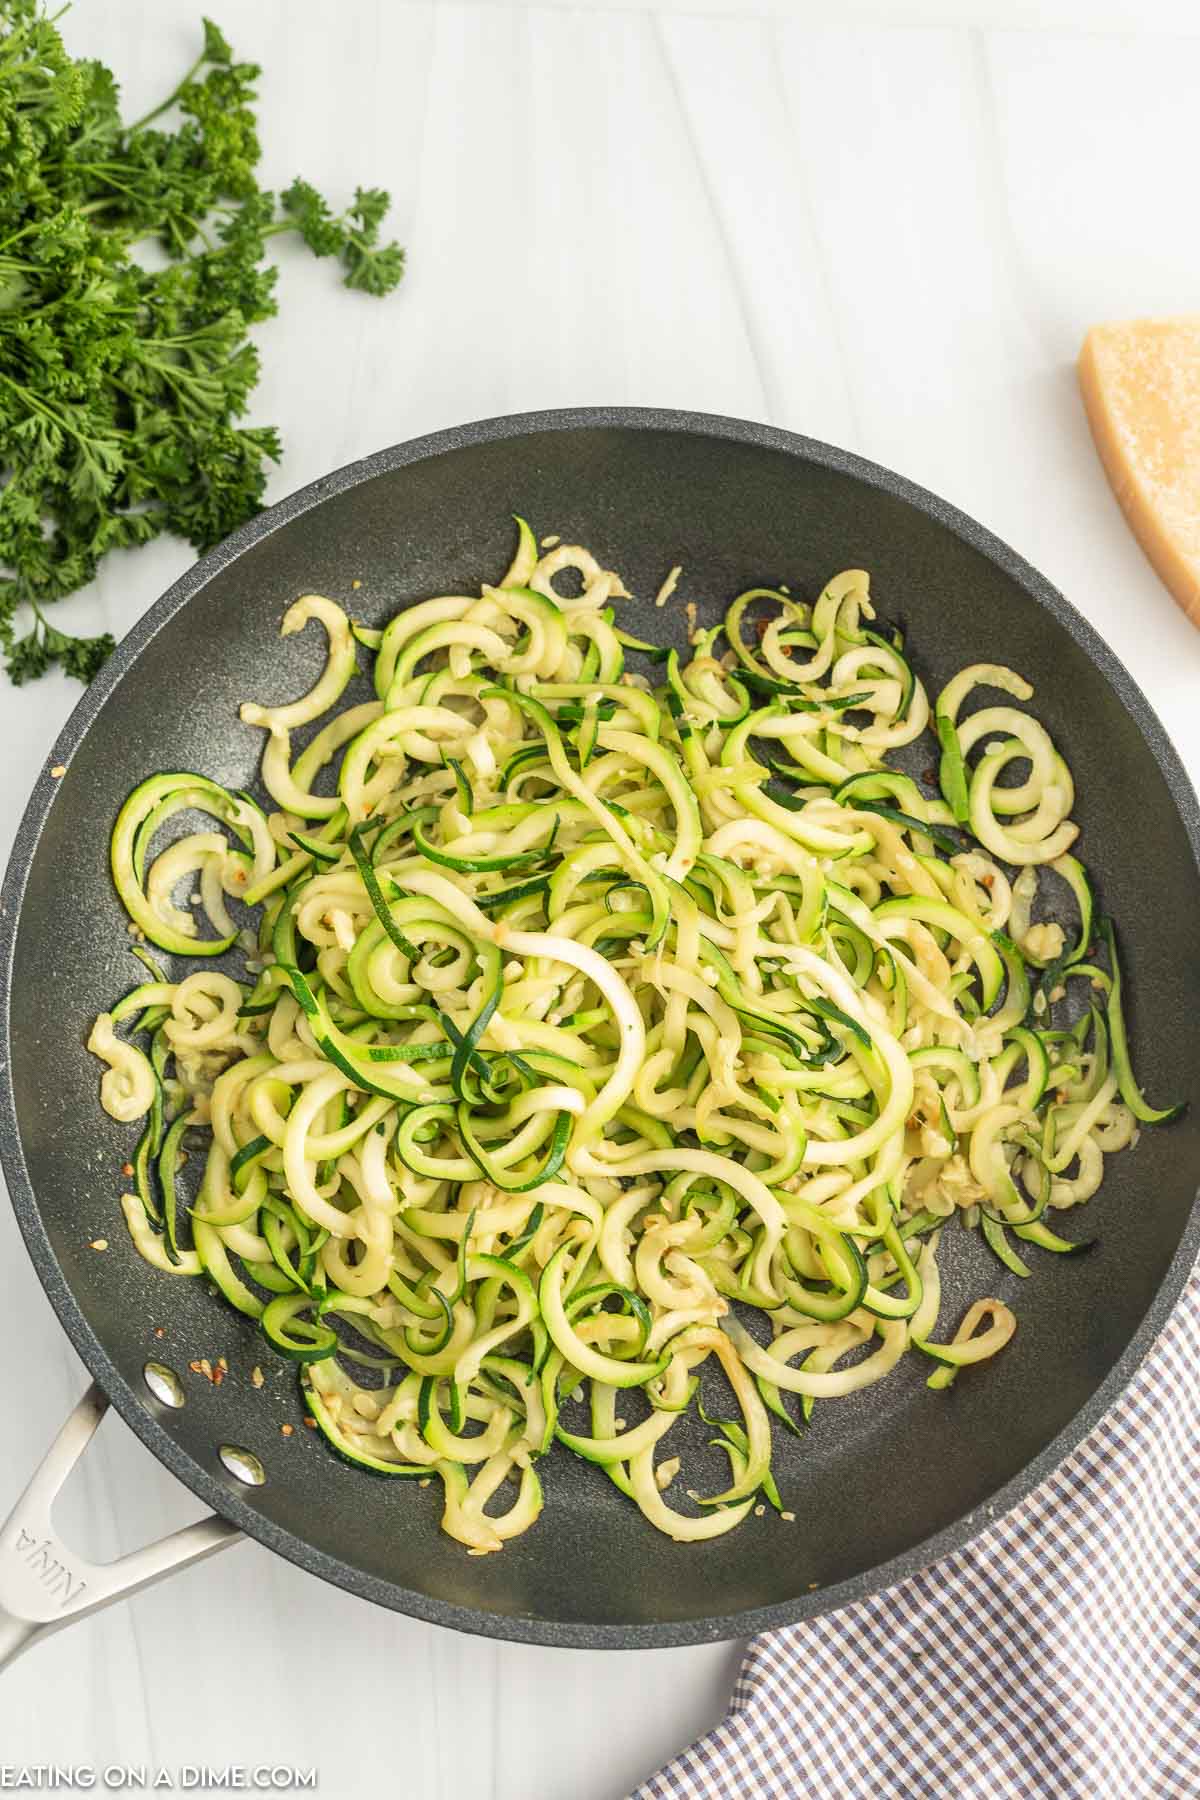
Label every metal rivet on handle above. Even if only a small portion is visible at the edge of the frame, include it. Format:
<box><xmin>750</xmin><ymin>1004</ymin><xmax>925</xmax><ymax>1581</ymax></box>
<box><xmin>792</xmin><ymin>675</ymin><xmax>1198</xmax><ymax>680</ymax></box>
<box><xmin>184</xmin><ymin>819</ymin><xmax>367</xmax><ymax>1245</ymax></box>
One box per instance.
<box><xmin>143</xmin><ymin>1362</ymin><xmax>185</xmax><ymax>1409</ymax></box>
<box><xmin>218</xmin><ymin>1444</ymin><xmax>266</xmax><ymax>1487</ymax></box>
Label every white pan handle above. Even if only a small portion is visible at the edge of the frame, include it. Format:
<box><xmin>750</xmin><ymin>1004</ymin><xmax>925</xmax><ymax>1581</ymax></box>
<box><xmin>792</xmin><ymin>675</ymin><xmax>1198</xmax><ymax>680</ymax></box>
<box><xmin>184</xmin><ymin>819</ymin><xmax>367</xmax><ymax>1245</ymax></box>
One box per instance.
<box><xmin>0</xmin><ymin>1382</ymin><xmax>241</xmax><ymax>1670</ymax></box>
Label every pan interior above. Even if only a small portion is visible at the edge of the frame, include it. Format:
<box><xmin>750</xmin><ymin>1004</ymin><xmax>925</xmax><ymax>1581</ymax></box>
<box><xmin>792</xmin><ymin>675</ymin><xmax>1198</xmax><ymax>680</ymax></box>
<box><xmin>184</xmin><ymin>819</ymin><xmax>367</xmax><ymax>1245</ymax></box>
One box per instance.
<box><xmin>6</xmin><ymin>419</ymin><xmax>1200</xmax><ymax>1641</ymax></box>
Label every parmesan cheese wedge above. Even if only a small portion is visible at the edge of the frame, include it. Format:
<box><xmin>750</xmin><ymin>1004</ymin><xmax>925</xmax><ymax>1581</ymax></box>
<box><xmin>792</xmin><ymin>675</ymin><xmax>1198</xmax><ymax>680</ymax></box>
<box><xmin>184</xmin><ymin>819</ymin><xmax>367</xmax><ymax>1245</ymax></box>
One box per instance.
<box><xmin>1078</xmin><ymin>316</ymin><xmax>1200</xmax><ymax>628</ymax></box>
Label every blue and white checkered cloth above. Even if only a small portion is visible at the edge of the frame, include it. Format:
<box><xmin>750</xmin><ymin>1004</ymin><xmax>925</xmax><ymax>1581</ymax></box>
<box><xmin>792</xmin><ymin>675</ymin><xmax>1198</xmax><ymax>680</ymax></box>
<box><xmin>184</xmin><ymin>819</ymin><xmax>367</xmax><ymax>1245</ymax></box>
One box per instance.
<box><xmin>636</xmin><ymin>1265</ymin><xmax>1200</xmax><ymax>1800</ymax></box>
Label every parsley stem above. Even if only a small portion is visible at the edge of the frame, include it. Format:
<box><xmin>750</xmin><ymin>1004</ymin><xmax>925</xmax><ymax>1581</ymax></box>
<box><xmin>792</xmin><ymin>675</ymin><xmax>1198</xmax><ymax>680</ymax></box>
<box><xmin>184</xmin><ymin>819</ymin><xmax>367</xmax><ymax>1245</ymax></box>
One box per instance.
<box><xmin>0</xmin><ymin>221</ymin><xmax>36</xmax><ymax>255</ymax></box>
<box><xmin>125</xmin><ymin>49</ymin><xmax>210</xmax><ymax>134</ymax></box>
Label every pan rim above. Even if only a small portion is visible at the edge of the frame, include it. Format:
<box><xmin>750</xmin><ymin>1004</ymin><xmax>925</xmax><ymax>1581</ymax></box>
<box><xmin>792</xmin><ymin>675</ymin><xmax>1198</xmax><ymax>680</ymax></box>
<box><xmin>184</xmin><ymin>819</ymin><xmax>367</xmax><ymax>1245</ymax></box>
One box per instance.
<box><xmin>2</xmin><ymin>403</ymin><xmax>1198</xmax><ymax>1650</ymax></box>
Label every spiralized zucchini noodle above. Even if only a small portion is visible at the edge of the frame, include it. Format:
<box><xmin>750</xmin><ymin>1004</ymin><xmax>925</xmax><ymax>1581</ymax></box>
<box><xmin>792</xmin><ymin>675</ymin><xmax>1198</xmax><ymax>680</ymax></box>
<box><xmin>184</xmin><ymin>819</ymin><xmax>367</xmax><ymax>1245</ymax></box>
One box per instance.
<box><xmin>88</xmin><ymin>519</ymin><xmax>1179</xmax><ymax>1550</ymax></box>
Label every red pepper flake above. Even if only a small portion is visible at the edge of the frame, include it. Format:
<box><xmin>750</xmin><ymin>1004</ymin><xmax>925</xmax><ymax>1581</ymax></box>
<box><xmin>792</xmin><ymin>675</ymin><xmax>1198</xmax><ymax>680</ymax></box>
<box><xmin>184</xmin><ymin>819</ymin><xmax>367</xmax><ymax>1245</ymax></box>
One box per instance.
<box><xmin>303</xmin><ymin>1415</ymin><xmax>318</xmax><ymax>1429</ymax></box>
<box><xmin>153</xmin><ymin>1326</ymin><xmax>166</xmax><ymax>1340</ymax></box>
<box><xmin>281</xmin><ymin>1423</ymin><xmax>294</xmax><ymax>1437</ymax></box>
<box><xmin>121</xmin><ymin>1162</ymin><xmax>134</xmax><ymax>1178</ymax></box>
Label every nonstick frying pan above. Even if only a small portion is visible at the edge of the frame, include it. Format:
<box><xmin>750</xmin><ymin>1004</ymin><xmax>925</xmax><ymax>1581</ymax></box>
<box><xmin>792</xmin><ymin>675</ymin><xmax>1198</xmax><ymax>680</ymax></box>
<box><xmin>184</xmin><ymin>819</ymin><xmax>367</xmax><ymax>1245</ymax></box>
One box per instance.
<box><xmin>2</xmin><ymin>407</ymin><xmax>1199</xmax><ymax>1664</ymax></box>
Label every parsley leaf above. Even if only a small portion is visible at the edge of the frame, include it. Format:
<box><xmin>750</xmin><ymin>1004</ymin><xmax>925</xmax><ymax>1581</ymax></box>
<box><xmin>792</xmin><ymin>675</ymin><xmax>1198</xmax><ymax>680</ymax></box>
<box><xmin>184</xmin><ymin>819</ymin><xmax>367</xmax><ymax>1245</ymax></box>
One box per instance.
<box><xmin>282</xmin><ymin>178</ymin><xmax>406</xmax><ymax>296</ymax></box>
<box><xmin>0</xmin><ymin>6</ymin><xmax>405</xmax><ymax>686</ymax></box>
<box><xmin>5</xmin><ymin>602</ymin><xmax>115</xmax><ymax>686</ymax></box>
<box><xmin>201</xmin><ymin>17</ymin><xmax>233</xmax><ymax>66</ymax></box>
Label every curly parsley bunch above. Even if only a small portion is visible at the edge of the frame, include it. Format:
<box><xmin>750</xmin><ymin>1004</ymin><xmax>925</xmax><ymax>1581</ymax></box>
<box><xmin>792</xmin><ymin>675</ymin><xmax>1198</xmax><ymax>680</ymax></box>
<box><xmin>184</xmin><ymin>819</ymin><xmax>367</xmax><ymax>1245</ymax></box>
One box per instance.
<box><xmin>0</xmin><ymin>7</ymin><xmax>404</xmax><ymax>685</ymax></box>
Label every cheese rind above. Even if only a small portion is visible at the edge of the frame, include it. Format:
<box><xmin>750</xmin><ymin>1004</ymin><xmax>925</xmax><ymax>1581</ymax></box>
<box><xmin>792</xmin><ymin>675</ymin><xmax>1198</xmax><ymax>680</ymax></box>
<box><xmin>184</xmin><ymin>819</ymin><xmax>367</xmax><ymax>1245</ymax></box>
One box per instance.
<box><xmin>1078</xmin><ymin>316</ymin><xmax>1200</xmax><ymax>628</ymax></box>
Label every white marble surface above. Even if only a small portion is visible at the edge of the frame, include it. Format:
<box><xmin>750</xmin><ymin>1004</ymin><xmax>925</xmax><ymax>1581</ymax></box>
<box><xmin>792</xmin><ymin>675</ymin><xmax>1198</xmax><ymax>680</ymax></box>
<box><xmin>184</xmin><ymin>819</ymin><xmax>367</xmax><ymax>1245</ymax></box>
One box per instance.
<box><xmin>2</xmin><ymin>1</ymin><xmax>1199</xmax><ymax>1793</ymax></box>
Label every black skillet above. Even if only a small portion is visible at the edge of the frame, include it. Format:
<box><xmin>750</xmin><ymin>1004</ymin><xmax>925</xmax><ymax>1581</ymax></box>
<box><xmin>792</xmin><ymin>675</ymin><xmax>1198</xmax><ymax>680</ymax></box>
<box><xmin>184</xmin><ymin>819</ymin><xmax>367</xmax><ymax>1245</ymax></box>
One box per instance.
<box><xmin>2</xmin><ymin>408</ymin><xmax>1199</xmax><ymax>1662</ymax></box>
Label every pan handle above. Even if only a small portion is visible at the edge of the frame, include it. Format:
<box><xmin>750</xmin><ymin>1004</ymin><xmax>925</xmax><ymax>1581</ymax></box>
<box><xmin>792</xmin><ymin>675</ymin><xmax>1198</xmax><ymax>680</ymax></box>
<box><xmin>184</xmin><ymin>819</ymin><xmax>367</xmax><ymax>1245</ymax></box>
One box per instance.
<box><xmin>0</xmin><ymin>1382</ymin><xmax>241</xmax><ymax>1671</ymax></box>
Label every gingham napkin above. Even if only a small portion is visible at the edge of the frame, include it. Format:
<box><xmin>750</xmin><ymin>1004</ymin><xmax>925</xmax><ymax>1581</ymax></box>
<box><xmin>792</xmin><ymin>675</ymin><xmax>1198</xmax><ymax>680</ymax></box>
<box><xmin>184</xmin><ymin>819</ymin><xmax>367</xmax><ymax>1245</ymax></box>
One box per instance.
<box><xmin>635</xmin><ymin>1264</ymin><xmax>1200</xmax><ymax>1800</ymax></box>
